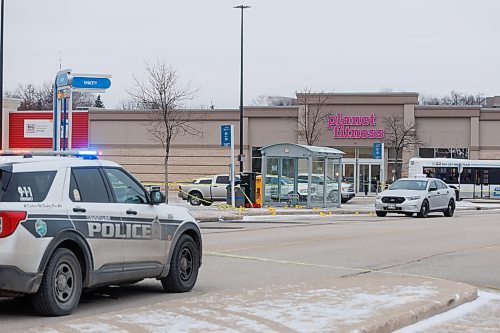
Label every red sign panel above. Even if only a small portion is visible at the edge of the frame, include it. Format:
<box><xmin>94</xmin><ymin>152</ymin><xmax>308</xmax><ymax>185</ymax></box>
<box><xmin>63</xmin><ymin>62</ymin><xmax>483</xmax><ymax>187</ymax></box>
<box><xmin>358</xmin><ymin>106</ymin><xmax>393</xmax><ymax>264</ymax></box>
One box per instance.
<box><xmin>9</xmin><ymin>111</ymin><xmax>88</xmax><ymax>149</ymax></box>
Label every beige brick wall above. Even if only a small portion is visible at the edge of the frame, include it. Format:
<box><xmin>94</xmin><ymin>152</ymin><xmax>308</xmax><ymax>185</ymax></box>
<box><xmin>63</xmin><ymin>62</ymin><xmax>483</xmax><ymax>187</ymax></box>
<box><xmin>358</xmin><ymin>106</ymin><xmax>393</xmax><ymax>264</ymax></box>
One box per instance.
<box><xmin>100</xmin><ymin>146</ymin><xmax>236</xmax><ymax>184</ymax></box>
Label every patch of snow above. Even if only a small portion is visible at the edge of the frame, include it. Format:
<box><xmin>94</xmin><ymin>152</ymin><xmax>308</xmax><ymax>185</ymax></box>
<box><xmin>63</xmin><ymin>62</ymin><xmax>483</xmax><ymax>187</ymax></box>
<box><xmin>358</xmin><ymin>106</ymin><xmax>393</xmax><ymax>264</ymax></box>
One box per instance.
<box><xmin>394</xmin><ymin>290</ymin><xmax>500</xmax><ymax>333</ymax></box>
<box><xmin>67</xmin><ymin>323</ymin><xmax>129</xmax><ymax>333</ymax></box>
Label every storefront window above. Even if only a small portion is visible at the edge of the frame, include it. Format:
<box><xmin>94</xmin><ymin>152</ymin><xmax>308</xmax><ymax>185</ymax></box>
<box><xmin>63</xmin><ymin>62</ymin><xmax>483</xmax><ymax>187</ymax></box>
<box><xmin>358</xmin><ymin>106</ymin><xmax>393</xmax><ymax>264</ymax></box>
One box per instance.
<box><xmin>338</xmin><ymin>147</ymin><xmax>355</xmax><ymax>158</ymax></box>
<box><xmin>358</xmin><ymin>147</ymin><xmax>373</xmax><ymax>158</ymax></box>
<box><xmin>419</xmin><ymin>148</ymin><xmax>434</xmax><ymax>158</ymax></box>
<box><xmin>435</xmin><ymin>148</ymin><xmax>452</xmax><ymax>158</ymax></box>
<box><xmin>418</xmin><ymin>147</ymin><xmax>469</xmax><ymax>159</ymax></box>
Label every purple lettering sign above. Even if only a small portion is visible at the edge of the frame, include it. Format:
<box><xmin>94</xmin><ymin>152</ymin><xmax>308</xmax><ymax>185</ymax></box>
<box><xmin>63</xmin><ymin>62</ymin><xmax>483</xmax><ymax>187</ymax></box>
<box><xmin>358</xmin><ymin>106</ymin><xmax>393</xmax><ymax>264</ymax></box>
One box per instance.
<box><xmin>327</xmin><ymin>113</ymin><xmax>385</xmax><ymax>139</ymax></box>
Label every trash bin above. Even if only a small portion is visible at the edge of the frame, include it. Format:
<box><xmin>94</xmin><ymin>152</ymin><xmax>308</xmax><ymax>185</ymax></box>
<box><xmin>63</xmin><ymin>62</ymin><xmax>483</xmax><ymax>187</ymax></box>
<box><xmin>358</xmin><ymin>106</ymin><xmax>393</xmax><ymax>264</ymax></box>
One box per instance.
<box><xmin>226</xmin><ymin>183</ymin><xmax>246</xmax><ymax>207</ymax></box>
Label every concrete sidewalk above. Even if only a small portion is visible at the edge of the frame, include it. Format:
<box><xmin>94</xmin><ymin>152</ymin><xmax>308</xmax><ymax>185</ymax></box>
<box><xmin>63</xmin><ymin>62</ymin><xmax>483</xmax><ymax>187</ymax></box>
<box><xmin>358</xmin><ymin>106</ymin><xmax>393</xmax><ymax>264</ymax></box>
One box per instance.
<box><xmin>22</xmin><ymin>275</ymin><xmax>478</xmax><ymax>333</ymax></box>
<box><xmin>190</xmin><ymin>199</ymin><xmax>500</xmax><ymax>222</ymax></box>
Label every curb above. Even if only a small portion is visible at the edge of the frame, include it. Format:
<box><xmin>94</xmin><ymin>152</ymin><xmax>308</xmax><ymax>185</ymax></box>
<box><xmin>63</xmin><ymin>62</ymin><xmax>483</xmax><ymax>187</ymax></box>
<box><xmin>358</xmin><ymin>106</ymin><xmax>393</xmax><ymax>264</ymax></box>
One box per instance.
<box><xmin>194</xmin><ymin>205</ymin><xmax>500</xmax><ymax>222</ymax></box>
<box><xmin>359</xmin><ymin>285</ymin><xmax>478</xmax><ymax>333</ymax></box>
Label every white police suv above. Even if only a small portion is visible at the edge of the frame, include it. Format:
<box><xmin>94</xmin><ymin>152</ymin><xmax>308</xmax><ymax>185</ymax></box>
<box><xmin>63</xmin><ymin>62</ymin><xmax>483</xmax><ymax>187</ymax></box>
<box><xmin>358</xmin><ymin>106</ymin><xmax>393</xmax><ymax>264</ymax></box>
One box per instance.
<box><xmin>375</xmin><ymin>177</ymin><xmax>455</xmax><ymax>218</ymax></box>
<box><xmin>0</xmin><ymin>151</ymin><xmax>202</xmax><ymax>316</ymax></box>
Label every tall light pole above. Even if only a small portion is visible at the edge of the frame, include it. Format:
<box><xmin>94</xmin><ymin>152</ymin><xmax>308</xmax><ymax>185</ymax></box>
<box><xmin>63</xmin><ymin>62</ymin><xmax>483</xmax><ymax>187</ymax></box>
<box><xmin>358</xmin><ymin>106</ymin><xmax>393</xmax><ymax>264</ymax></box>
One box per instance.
<box><xmin>234</xmin><ymin>4</ymin><xmax>250</xmax><ymax>173</ymax></box>
<box><xmin>0</xmin><ymin>0</ymin><xmax>4</xmax><ymax>144</ymax></box>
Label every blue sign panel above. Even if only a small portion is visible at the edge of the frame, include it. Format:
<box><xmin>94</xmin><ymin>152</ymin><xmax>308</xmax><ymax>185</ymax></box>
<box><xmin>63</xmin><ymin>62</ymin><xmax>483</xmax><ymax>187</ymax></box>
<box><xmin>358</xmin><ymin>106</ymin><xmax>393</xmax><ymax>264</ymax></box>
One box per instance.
<box><xmin>221</xmin><ymin>125</ymin><xmax>231</xmax><ymax>147</ymax></box>
<box><xmin>56</xmin><ymin>73</ymin><xmax>69</xmax><ymax>87</ymax></box>
<box><xmin>373</xmin><ymin>142</ymin><xmax>382</xmax><ymax>159</ymax></box>
<box><xmin>72</xmin><ymin>77</ymin><xmax>111</xmax><ymax>90</ymax></box>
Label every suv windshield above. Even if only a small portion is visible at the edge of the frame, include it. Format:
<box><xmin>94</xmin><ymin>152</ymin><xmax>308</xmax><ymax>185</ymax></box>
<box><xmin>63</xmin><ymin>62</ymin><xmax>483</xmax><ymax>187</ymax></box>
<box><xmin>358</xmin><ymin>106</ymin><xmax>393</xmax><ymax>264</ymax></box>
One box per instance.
<box><xmin>389</xmin><ymin>179</ymin><xmax>428</xmax><ymax>191</ymax></box>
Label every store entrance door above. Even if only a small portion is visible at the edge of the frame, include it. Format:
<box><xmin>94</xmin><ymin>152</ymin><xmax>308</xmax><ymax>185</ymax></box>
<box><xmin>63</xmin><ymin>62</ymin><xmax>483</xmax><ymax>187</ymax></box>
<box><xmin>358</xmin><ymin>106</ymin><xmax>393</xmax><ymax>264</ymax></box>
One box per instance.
<box><xmin>358</xmin><ymin>163</ymin><xmax>381</xmax><ymax>195</ymax></box>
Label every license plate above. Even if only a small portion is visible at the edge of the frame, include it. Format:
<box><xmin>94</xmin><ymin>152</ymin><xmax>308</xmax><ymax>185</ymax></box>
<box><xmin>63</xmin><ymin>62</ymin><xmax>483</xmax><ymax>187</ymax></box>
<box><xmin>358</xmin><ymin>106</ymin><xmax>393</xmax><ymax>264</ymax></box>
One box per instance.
<box><xmin>388</xmin><ymin>204</ymin><xmax>396</xmax><ymax>210</ymax></box>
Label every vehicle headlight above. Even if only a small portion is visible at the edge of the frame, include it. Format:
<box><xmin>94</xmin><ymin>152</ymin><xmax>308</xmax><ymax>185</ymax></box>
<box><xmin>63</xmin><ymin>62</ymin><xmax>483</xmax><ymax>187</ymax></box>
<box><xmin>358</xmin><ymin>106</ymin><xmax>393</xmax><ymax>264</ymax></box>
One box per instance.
<box><xmin>376</xmin><ymin>194</ymin><xmax>382</xmax><ymax>199</ymax></box>
<box><xmin>406</xmin><ymin>196</ymin><xmax>421</xmax><ymax>201</ymax></box>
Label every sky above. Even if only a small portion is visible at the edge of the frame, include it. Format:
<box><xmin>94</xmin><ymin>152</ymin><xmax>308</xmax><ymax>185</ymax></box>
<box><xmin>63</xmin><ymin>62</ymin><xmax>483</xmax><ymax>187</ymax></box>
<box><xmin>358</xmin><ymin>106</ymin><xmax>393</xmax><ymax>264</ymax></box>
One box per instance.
<box><xmin>4</xmin><ymin>0</ymin><xmax>500</xmax><ymax>109</ymax></box>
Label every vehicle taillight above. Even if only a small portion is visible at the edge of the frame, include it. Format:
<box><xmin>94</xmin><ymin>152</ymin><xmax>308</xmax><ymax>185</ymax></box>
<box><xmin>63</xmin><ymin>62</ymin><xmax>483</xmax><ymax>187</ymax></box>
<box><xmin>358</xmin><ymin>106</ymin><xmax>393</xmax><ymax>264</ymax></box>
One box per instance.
<box><xmin>0</xmin><ymin>211</ymin><xmax>27</xmax><ymax>238</ymax></box>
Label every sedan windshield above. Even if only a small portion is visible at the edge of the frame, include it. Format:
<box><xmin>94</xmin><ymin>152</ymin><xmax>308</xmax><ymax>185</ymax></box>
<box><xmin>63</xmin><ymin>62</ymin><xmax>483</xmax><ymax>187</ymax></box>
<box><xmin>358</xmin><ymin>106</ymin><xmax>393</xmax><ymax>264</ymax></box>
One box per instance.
<box><xmin>389</xmin><ymin>179</ymin><xmax>428</xmax><ymax>191</ymax></box>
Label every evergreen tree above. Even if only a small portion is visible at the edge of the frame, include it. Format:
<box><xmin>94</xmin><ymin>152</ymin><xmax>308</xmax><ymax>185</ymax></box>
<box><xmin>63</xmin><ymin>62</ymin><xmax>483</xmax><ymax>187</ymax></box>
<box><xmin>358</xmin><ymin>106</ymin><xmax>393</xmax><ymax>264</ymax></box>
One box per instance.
<box><xmin>93</xmin><ymin>95</ymin><xmax>105</xmax><ymax>108</ymax></box>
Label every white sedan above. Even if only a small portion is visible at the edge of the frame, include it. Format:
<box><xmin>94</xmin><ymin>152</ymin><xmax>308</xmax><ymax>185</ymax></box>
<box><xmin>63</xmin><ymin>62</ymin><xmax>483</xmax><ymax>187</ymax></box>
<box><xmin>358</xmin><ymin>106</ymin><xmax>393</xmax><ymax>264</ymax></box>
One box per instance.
<box><xmin>375</xmin><ymin>177</ymin><xmax>456</xmax><ymax>218</ymax></box>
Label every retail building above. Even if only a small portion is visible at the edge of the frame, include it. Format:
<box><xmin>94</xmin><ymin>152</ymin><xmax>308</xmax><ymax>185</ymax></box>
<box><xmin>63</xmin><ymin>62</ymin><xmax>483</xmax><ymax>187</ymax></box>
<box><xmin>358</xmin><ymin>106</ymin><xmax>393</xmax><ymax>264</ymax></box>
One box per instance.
<box><xmin>3</xmin><ymin>93</ymin><xmax>500</xmax><ymax>194</ymax></box>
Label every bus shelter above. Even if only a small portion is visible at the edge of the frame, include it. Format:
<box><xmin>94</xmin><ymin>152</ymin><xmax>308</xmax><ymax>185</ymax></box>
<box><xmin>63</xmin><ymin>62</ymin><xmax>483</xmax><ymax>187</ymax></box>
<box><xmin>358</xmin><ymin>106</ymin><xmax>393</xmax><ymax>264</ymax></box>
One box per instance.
<box><xmin>260</xmin><ymin>143</ymin><xmax>344</xmax><ymax>208</ymax></box>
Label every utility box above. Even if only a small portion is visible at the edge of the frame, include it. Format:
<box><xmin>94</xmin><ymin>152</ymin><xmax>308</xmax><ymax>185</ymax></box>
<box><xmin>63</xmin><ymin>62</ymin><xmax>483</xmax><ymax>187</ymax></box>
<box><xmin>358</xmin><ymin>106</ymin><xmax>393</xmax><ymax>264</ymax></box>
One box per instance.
<box><xmin>255</xmin><ymin>175</ymin><xmax>263</xmax><ymax>207</ymax></box>
<box><xmin>226</xmin><ymin>185</ymin><xmax>246</xmax><ymax>208</ymax></box>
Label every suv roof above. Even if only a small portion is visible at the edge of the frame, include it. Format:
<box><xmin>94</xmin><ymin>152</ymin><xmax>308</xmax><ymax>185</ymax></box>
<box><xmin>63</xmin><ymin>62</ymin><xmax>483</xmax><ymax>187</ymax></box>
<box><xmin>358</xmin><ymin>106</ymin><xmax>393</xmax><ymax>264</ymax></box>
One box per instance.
<box><xmin>0</xmin><ymin>156</ymin><xmax>120</xmax><ymax>170</ymax></box>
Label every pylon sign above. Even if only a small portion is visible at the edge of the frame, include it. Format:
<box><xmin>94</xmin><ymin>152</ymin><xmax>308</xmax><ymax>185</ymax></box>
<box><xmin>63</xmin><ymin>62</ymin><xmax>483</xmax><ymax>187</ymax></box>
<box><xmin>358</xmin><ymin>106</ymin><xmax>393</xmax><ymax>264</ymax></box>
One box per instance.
<box><xmin>53</xmin><ymin>69</ymin><xmax>111</xmax><ymax>150</ymax></box>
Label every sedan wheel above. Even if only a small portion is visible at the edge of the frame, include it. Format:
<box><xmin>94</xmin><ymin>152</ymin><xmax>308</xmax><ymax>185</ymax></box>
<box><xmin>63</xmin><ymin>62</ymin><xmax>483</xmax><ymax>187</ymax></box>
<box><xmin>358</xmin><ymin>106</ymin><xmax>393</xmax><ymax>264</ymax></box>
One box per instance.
<box><xmin>444</xmin><ymin>199</ymin><xmax>455</xmax><ymax>217</ymax></box>
<box><xmin>417</xmin><ymin>200</ymin><xmax>429</xmax><ymax>218</ymax></box>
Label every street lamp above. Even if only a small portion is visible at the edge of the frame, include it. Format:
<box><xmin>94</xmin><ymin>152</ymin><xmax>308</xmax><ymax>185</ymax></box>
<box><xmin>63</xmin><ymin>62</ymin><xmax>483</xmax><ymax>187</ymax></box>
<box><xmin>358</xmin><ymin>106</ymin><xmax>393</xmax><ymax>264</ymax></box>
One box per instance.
<box><xmin>0</xmin><ymin>0</ymin><xmax>4</xmax><ymax>143</ymax></box>
<box><xmin>234</xmin><ymin>4</ymin><xmax>250</xmax><ymax>173</ymax></box>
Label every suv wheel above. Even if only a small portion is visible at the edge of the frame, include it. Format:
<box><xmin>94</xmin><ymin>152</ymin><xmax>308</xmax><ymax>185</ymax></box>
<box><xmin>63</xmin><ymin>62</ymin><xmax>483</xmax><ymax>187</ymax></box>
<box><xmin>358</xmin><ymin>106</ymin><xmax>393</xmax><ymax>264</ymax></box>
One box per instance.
<box><xmin>32</xmin><ymin>248</ymin><xmax>82</xmax><ymax>316</ymax></box>
<box><xmin>417</xmin><ymin>200</ymin><xmax>429</xmax><ymax>218</ymax></box>
<box><xmin>189</xmin><ymin>192</ymin><xmax>203</xmax><ymax>206</ymax></box>
<box><xmin>161</xmin><ymin>235</ymin><xmax>199</xmax><ymax>292</ymax></box>
<box><xmin>444</xmin><ymin>199</ymin><xmax>455</xmax><ymax>217</ymax></box>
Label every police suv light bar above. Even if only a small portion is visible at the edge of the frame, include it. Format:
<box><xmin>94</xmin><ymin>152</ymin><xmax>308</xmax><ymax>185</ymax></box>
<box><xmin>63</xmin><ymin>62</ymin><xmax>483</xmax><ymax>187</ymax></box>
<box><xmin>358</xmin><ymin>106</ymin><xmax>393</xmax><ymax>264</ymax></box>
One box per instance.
<box><xmin>0</xmin><ymin>150</ymin><xmax>102</xmax><ymax>159</ymax></box>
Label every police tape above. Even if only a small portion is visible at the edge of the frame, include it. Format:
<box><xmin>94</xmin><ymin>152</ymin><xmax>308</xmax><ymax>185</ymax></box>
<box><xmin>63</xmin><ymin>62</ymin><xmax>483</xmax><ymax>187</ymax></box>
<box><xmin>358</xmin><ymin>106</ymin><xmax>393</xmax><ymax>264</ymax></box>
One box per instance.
<box><xmin>175</xmin><ymin>185</ymin><xmax>253</xmax><ymax>210</ymax></box>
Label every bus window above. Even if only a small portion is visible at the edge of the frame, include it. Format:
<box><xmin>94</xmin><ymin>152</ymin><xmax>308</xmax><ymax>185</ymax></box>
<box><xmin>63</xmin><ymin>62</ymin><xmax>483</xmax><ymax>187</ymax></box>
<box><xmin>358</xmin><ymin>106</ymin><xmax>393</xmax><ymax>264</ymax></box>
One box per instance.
<box><xmin>483</xmin><ymin>169</ymin><xmax>489</xmax><ymax>185</ymax></box>
<box><xmin>423</xmin><ymin>167</ymin><xmax>435</xmax><ymax>178</ymax></box>
<box><xmin>461</xmin><ymin>168</ymin><xmax>473</xmax><ymax>184</ymax></box>
<box><xmin>490</xmin><ymin>169</ymin><xmax>500</xmax><ymax>184</ymax></box>
<box><xmin>433</xmin><ymin>167</ymin><xmax>458</xmax><ymax>183</ymax></box>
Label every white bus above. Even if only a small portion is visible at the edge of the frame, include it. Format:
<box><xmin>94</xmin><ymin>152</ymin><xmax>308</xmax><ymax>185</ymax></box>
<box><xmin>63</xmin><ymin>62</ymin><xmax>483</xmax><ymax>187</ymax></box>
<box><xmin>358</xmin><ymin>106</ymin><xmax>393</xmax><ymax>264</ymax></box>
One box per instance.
<box><xmin>408</xmin><ymin>157</ymin><xmax>500</xmax><ymax>200</ymax></box>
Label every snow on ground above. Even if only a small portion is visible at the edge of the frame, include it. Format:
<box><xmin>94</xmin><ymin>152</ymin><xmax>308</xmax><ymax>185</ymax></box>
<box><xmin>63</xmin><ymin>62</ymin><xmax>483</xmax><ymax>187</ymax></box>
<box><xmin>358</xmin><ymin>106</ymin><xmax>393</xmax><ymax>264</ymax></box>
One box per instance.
<box><xmin>394</xmin><ymin>290</ymin><xmax>500</xmax><ymax>333</ymax></box>
<box><xmin>29</xmin><ymin>283</ymin><xmax>440</xmax><ymax>333</ymax></box>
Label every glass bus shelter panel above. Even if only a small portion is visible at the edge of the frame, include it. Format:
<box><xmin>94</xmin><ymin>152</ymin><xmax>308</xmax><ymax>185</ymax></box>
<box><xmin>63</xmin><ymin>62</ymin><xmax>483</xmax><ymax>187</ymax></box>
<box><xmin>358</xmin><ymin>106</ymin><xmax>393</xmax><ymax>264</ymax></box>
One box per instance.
<box><xmin>296</xmin><ymin>158</ymin><xmax>310</xmax><ymax>205</ymax></box>
<box><xmin>279</xmin><ymin>157</ymin><xmax>298</xmax><ymax>204</ymax></box>
<box><xmin>326</xmin><ymin>159</ymin><xmax>341</xmax><ymax>205</ymax></box>
<box><xmin>265</xmin><ymin>157</ymin><xmax>279</xmax><ymax>203</ymax></box>
<box><xmin>310</xmin><ymin>157</ymin><xmax>326</xmax><ymax>205</ymax></box>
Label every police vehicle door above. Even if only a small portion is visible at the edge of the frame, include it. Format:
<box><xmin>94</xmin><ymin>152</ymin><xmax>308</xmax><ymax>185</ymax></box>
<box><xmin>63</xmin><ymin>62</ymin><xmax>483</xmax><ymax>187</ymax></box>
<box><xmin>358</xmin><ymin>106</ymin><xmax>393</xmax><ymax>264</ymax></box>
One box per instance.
<box><xmin>68</xmin><ymin>167</ymin><xmax>124</xmax><ymax>270</ymax></box>
<box><xmin>103</xmin><ymin>168</ymin><xmax>166</xmax><ymax>273</ymax></box>
<box><xmin>428</xmin><ymin>180</ymin><xmax>443</xmax><ymax>209</ymax></box>
<box><xmin>435</xmin><ymin>180</ymin><xmax>451</xmax><ymax>209</ymax></box>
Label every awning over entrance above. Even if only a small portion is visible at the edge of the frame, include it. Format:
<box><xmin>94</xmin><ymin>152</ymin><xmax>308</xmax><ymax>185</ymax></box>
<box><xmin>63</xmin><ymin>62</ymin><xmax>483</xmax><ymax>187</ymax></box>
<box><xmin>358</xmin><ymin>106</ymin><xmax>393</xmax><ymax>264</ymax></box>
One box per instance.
<box><xmin>260</xmin><ymin>143</ymin><xmax>344</xmax><ymax>208</ymax></box>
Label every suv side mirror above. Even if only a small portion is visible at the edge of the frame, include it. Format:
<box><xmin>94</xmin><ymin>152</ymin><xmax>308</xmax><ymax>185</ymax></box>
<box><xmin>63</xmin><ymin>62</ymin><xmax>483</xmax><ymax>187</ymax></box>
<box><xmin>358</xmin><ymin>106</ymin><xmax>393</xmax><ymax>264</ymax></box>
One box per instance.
<box><xmin>150</xmin><ymin>190</ymin><xmax>165</xmax><ymax>204</ymax></box>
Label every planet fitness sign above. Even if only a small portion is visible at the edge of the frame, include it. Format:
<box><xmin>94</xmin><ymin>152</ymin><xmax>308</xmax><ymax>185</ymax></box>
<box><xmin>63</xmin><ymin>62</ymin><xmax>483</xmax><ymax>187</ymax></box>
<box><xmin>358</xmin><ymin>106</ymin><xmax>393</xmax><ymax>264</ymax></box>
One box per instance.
<box><xmin>327</xmin><ymin>113</ymin><xmax>385</xmax><ymax>139</ymax></box>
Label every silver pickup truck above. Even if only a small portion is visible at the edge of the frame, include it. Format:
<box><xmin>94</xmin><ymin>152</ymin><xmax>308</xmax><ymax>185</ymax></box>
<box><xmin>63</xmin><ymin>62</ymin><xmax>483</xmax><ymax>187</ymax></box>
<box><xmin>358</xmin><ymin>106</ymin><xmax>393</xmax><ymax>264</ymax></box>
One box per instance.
<box><xmin>178</xmin><ymin>174</ymin><xmax>234</xmax><ymax>206</ymax></box>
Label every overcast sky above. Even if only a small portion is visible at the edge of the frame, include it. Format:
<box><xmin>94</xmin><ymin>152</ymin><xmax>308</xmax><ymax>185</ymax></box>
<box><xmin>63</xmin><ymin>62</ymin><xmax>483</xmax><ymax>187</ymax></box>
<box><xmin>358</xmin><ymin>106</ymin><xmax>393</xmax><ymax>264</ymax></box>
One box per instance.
<box><xmin>5</xmin><ymin>0</ymin><xmax>500</xmax><ymax>109</ymax></box>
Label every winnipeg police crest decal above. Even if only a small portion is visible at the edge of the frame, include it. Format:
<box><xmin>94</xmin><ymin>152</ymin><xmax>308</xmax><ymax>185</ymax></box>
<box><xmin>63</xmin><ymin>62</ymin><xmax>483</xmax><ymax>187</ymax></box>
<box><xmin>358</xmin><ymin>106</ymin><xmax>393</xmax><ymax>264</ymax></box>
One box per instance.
<box><xmin>35</xmin><ymin>219</ymin><xmax>48</xmax><ymax>237</ymax></box>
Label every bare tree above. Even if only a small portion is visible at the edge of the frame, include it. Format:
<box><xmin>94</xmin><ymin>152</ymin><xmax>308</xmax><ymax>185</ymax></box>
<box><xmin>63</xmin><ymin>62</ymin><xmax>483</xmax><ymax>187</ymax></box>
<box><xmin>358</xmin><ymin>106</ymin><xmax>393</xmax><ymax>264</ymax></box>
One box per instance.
<box><xmin>115</xmin><ymin>99</ymin><xmax>143</xmax><ymax>110</ymax></box>
<box><xmin>383</xmin><ymin>115</ymin><xmax>422</xmax><ymax>179</ymax></box>
<box><xmin>6</xmin><ymin>82</ymin><xmax>96</xmax><ymax>110</ymax></box>
<box><xmin>128</xmin><ymin>61</ymin><xmax>198</xmax><ymax>201</ymax></box>
<box><xmin>419</xmin><ymin>91</ymin><xmax>486</xmax><ymax>106</ymax></box>
<box><xmin>251</xmin><ymin>95</ymin><xmax>297</xmax><ymax>106</ymax></box>
<box><xmin>6</xmin><ymin>82</ymin><xmax>53</xmax><ymax>110</ymax></box>
<box><xmin>296</xmin><ymin>90</ymin><xmax>329</xmax><ymax>146</ymax></box>
<box><xmin>72</xmin><ymin>91</ymin><xmax>96</xmax><ymax>109</ymax></box>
